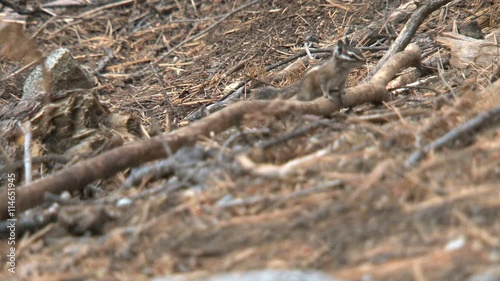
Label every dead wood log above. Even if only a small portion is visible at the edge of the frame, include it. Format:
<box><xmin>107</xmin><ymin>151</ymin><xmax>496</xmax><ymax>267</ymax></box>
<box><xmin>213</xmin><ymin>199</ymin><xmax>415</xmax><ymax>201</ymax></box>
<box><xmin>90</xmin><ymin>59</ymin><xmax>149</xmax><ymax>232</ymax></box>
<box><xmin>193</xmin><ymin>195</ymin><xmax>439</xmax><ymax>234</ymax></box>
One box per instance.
<box><xmin>0</xmin><ymin>44</ymin><xmax>422</xmax><ymax>220</ymax></box>
<box><xmin>436</xmin><ymin>32</ymin><xmax>500</xmax><ymax>69</ymax></box>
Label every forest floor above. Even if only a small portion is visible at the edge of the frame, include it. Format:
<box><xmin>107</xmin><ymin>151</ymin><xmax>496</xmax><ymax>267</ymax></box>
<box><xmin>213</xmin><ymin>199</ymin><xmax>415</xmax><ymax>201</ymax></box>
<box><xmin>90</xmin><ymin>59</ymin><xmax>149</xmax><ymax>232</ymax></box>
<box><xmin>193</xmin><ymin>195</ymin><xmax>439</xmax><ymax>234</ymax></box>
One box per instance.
<box><xmin>0</xmin><ymin>0</ymin><xmax>499</xmax><ymax>280</ymax></box>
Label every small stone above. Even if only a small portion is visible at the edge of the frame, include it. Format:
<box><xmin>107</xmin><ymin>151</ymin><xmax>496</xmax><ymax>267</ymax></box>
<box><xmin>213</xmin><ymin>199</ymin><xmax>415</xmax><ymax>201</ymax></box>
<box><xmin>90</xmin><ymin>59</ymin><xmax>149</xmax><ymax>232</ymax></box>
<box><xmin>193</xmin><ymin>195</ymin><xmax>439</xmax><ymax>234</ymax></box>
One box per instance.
<box><xmin>23</xmin><ymin>48</ymin><xmax>95</xmax><ymax>99</ymax></box>
<box><xmin>116</xmin><ymin>197</ymin><xmax>132</xmax><ymax>207</ymax></box>
<box><xmin>445</xmin><ymin>236</ymin><xmax>466</xmax><ymax>251</ymax></box>
<box><xmin>60</xmin><ymin>191</ymin><xmax>71</xmax><ymax>200</ymax></box>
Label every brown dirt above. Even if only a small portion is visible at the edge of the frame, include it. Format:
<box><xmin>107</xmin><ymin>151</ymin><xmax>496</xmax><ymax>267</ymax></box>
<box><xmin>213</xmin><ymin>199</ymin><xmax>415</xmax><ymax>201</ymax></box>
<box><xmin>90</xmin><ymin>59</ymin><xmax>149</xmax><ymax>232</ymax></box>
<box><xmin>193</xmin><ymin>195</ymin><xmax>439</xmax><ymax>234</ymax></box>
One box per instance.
<box><xmin>0</xmin><ymin>0</ymin><xmax>499</xmax><ymax>280</ymax></box>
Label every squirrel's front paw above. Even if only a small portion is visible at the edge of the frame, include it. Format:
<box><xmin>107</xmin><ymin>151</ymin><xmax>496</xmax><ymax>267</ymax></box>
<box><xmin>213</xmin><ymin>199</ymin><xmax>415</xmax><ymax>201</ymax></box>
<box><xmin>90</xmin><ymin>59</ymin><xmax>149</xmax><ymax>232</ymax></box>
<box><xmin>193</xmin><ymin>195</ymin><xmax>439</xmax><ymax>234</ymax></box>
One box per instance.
<box><xmin>325</xmin><ymin>90</ymin><xmax>343</xmax><ymax>105</ymax></box>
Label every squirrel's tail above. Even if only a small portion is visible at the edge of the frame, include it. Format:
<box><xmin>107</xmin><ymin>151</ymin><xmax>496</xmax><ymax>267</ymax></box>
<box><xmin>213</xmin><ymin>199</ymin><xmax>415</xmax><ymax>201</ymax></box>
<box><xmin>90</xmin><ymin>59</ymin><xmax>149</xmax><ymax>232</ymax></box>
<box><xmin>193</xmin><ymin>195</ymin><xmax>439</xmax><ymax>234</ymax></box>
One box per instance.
<box><xmin>252</xmin><ymin>83</ymin><xmax>299</xmax><ymax>100</ymax></box>
<box><xmin>252</xmin><ymin>87</ymin><xmax>280</xmax><ymax>100</ymax></box>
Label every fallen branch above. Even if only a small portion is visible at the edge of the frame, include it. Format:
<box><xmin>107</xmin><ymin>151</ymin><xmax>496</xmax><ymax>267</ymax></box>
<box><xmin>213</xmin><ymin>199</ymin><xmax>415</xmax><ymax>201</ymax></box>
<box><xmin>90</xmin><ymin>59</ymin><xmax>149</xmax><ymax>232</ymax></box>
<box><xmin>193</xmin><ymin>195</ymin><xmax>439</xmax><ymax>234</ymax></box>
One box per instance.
<box><xmin>0</xmin><ymin>44</ymin><xmax>421</xmax><ymax>220</ymax></box>
<box><xmin>0</xmin><ymin>0</ymin><xmax>48</xmax><ymax>15</ymax></box>
<box><xmin>405</xmin><ymin>104</ymin><xmax>500</xmax><ymax>167</ymax></box>
<box><xmin>236</xmin><ymin>147</ymin><xmax>331</xmax><ymax>179</ymax></box>
<box><xmin>368</xmin><ymin>0</ymin><xmax>452</xmax><ymax>78</ymax></box>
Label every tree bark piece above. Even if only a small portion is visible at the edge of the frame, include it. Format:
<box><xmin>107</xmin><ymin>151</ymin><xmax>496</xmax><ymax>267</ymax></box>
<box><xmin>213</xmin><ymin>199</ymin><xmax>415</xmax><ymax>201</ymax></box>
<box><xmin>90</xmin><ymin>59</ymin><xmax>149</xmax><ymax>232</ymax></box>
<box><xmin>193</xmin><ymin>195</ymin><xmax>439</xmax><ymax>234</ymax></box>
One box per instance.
<box><xmin>436</xmin><ymin>32</ymin><xmax>500</xmax><ymax>69</ymax></box>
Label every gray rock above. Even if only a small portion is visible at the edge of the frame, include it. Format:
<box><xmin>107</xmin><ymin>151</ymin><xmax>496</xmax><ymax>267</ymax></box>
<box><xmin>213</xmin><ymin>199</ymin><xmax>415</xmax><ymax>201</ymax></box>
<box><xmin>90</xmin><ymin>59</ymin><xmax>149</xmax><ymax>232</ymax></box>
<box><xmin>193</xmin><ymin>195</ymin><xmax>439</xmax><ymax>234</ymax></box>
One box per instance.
<box><xmin>151</xmin><ymin>269</ymin><xmax>345</xmax><ymax>281</ymax></box>
<box><xmin>23</xmin><ymin>48</ymin><xmax>95</xmax><ymax>99</ymax></box>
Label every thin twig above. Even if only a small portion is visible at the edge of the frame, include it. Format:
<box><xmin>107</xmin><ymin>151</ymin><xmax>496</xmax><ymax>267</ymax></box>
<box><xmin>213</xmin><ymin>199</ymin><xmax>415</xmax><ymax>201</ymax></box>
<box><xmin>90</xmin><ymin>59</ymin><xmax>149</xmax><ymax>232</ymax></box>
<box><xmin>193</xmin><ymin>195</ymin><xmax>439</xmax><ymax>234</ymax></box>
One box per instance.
<box><xmin>0</xmin><ymin>154</ymin><xmax>68</xmax><ymax>174</ymax></box>
<box><xmin>0</xmin><ymin>59</ymin><xmax>41</xmax><ymax>82</ymax></box>
<box><xmin>405</xmin><ymin>106</ymin><xmax>500</xmax><ymax>167</ymax></box>
<box><xmin>95</xmin><ymin>48</ymin><xmax>115</xmax><ymax>74</ymax></box>
<box><xmin>18</xmin><ymin>122</ymin><xmax>32</xmax><ymax>183</ymax></box>
<box><xmin>75</xmin><ymin>0</ymin><xmax>134</xmax><ymax>18</ymax></box>
<box><xmin>436</xmin><ymin>52</ymin><xmax>457</xmax><ymax>98</ymax></box>
<box><xmin>149</xmin><ymin>63</ymin><xmax>175</xmax><ymax>132</ymax></box>
<box><xmin>304</xmin><ymin>42</ymin><xmax>315</xmax><ymax>60</ymax></box>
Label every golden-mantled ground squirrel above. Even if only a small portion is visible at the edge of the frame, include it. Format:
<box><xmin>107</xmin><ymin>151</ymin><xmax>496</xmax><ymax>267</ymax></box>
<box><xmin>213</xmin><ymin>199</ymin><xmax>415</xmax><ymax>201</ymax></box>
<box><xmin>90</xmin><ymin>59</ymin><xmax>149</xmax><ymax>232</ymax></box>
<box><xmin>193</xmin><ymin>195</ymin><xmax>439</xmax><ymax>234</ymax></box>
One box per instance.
<box><xmin>253</xmin><ymin>40</ymin><xmax>366</xmax><ymax>104</ymax></box>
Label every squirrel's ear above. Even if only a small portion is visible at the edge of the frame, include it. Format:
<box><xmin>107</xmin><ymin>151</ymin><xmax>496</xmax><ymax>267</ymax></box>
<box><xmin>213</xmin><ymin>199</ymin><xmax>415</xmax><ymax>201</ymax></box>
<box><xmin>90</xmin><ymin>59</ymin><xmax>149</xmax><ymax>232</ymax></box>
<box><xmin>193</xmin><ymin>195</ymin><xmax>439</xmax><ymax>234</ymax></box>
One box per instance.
<box><xmin>335</xmin><ymin>40</ymin><xmax>344</xmax><ymax>57</ymax></box>
<box><xmin>343</xmin><ymin>36</ymin><xmax>350</xmax><ymax>45</ymax></box>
